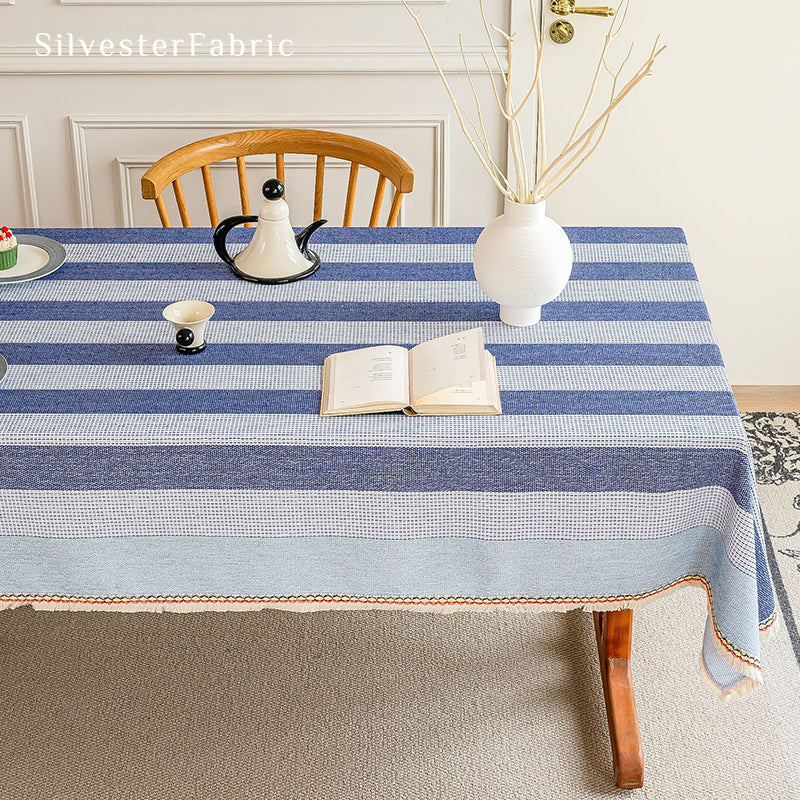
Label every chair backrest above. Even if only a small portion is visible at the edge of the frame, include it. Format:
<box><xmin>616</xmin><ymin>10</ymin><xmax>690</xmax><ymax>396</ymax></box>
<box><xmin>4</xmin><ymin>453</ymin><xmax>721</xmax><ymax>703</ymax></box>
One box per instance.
<box><xmin>141</xmin><ymin>128</ymin><xmax>415</xmax><ymax>228</ymax></box>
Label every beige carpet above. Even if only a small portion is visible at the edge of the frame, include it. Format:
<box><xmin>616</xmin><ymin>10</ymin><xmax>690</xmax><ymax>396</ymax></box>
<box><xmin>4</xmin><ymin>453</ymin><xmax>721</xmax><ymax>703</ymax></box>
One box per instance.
<box><xmin>1</xmin><ymin>591</ymin><xmax>799</xmax><ymax>799</ymax></box>
<box><xmin>3</xmin><ymin>414</ymin><xmax>800</xmax><ymax>798</ymax></box>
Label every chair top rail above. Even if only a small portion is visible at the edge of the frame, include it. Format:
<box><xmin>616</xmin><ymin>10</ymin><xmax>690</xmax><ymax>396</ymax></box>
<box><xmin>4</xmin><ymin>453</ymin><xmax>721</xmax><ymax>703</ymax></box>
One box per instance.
<box><xmin>142</xmin><ymin>128</ymin><xmax>414</xmax><ymax>199</ymax></box>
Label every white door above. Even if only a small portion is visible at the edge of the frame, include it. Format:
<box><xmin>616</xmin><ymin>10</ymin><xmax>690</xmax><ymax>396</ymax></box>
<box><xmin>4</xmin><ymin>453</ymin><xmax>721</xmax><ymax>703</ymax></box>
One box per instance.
<box><xmin>526</xmin><ymin>0</ymin><xmax>800</xmax><ymax>384</ymax></box>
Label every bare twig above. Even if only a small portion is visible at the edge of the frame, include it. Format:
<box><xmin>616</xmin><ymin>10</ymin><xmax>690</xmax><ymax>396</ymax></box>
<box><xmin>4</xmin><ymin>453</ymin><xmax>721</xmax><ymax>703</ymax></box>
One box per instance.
<box><xmin>538</xmin><ymin>42</ymin><xmax>634</xmax><ymax>198</ymax></box>
<box><xmin>463</xmin><ymin>43</ymin><xmax>519</xmax><ymax>197</ymax></box>
<box><xmin>479</xmin><ymin>0</ymin><xmax>508</xmax><ymax>89</ymax></box>
<box><xmin>534</xmin><ymin>37</ymin><xmax>665</xmax><ymax>198</ymax></box>
<box><xmin>482</xmin><ymin>22</ymin><xmax>530</xmax><ymax>198</ymax></box>
<box><xmin>529</xmin><ymin>0</ymin><xmax>547</xmax><ymax>186</ymax></box>
<box><xmin>566</xmin><ymin>0</ymin><xmax>631</xmax><ymax>147</ymax></box>
<box><xmin>481</xmin><ymin>52</ymin><xmax>512</xmax><ymax>121</ymax></box>
<box><xmin>459</xmin><ymin>33</ymin><xmax>510</xmax><ymax>189</ymax></box>
<box><xmin>403</xmin><ymin>0</ymin><xmax>664</xmax><ymax>204</ymax></box>
<box><xmin>501</xmin><ymin>32</ymin><xmax>527</xmax><ymax>197</ymax></box>
<box><xmin>402</xmin><ymin>0</ymin><xmax>516</xmax><ymax>199</ymax></box>
<box><xmin>537</xmin><ymin>41</ymin><xmax>635</xmax><ymax>198</ymax></box>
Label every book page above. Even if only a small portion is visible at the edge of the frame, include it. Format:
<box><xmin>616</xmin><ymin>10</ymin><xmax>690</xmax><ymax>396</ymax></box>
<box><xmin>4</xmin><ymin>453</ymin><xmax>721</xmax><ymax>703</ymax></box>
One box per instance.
<box><xmin>415</xmin><ymin>380</ymin><xmax>490</xmax><ymax>408</ymax></box>
<box><xmin>411</xmin><ymin>352</ymin><xmax>501</xmax><ymax>414</ymax></box>
<box><xmin>327</xmin><ymin>345</ymin><xmax>409</xmax><ymax>411</ymax></box>
<box><xmin>409</xmin><ymin>327</ymin><xmax>486</xmax><ymax>404</ymax></box>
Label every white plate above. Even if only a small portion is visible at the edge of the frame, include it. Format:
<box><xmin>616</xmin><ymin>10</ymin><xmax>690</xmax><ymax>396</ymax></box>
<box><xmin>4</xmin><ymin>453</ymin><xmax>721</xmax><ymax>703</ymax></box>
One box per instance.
<box><xmin>0</xmin><ymin>235</ymin><xmax>67</xmax><ymax>283</ymax></box>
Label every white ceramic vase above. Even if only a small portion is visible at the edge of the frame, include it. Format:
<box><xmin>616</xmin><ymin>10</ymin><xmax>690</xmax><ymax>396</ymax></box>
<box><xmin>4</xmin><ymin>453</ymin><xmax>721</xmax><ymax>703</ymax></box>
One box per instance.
<box><xmin>472</xmin><ymin>198</ymin><xmax>573</xmax><ymax>326</ymax></box>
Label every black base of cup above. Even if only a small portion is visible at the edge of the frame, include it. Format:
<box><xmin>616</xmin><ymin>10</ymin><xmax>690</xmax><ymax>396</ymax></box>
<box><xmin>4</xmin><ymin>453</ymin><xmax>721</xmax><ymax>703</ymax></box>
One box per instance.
<box><xmin>176</xmin><ymin>341</ymin><xmax>207</xmax><ymax>355</ymax></box>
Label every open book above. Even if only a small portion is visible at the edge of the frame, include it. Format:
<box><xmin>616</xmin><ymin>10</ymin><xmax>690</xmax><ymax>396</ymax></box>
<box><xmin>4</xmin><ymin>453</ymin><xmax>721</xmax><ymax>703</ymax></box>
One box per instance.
<box><xmin>320</xmin><ymin>327</ymin><xmax>501</xmax><ymax>417</ymax></box>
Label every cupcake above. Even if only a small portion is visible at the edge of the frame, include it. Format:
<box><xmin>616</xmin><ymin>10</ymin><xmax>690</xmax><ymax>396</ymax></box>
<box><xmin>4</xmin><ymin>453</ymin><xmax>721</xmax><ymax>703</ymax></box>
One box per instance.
<box><xmin>0</xmin><ymin>227</ymin><xmax>18</xmax><ymax>270</ymax></box>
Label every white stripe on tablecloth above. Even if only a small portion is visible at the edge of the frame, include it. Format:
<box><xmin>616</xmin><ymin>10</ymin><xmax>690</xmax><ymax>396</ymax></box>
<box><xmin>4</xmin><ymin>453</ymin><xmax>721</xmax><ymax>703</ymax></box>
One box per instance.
<box><xmin>0</xmin><ymin>486</ymin><xmax>755</xmax><ymax>576</ymax></box>
<box><xmin>0</xmin><ymin>413</ymin><xmax>750</xmax><ymax>450</ymax></box>
<box><xmin>0</xmin><ymin>364</ymin><xmax>730</xmax><ymax>391</ymax></box>
<box><xmin>0</xmin><ymin>320</ymin><xmax>718</xmax><ymax>345</ymax></box>
<box><xmin>0</xmin><ymin>279</ymin><xmax>703</xmax><ymax>304</ymax></box>
<box><xmin>62</xmin><ymin>241</ymin><xmax>692</xmax><ymax>264</ymax></box>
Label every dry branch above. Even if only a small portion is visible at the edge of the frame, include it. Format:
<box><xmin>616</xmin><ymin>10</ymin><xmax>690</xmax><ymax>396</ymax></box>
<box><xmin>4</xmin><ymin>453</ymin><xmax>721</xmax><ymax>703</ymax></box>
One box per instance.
<box><xmin>403</xmin><ymin>0</ymin><xmax>665</xmax><ymax>204</ymax></box>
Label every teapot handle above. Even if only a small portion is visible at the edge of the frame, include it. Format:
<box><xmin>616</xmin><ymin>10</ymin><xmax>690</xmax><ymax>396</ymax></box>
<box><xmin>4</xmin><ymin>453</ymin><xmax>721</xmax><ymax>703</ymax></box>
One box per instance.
<box><xmin>213</xmin><ymin>215</ymin><xmax>258</xmax><ymax>267</ymax></box>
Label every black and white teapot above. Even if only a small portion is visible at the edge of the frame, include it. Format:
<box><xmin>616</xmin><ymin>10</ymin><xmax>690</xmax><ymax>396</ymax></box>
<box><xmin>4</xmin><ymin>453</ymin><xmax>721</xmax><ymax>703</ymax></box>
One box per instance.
<box><xmin>213</xmin><ymin>178</ymin><xmax>326</xmax><ymax>283</ymax></box>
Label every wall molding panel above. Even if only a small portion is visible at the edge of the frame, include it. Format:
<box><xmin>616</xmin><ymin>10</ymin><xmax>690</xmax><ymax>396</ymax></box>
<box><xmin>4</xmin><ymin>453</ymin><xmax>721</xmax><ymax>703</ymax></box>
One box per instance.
<box><xmin>0</xmin><ymin>115</ymin><xmax>40</xmax><ymax>226</ymax></box>
<box><xmin>0</xmin><ymin>45</ymin><xmax>504</xmax><ymax>75</ymax></box>
<box><xmin>71</xmin><ymin>114</ymin><xmax>448</xmax><ymax>227</ymax></box>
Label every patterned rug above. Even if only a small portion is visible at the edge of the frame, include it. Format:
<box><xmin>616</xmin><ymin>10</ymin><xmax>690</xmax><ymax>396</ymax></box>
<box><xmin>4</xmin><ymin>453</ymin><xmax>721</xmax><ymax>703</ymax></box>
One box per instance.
<box><xmin>742</xmin><ymin>412</ymin><xmax>800</xmax><ymax>675</ymax></box>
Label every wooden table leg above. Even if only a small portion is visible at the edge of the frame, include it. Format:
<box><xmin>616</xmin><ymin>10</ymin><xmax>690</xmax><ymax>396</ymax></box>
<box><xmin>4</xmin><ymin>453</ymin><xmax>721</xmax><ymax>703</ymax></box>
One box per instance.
<box><xmin>594</xmin><ymin>609</ymin><xmax>644</xmax><ymax>789</ymax></box>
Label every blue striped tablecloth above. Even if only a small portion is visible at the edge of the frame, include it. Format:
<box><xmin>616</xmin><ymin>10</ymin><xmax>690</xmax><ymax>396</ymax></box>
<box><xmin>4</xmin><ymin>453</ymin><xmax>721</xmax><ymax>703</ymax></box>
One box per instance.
<box><xmin>0</xmin><ymin>226</ymin><xmax>775</xmax><ymax>699</ymax></box>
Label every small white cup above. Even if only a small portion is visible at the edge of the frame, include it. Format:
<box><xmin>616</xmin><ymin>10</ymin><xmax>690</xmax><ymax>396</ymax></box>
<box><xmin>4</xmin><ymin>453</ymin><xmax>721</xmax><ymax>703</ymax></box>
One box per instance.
<box><xmin>162</xmin><ymin>301</ymin><xmax>215</xmax><ymax>354</ymax></box>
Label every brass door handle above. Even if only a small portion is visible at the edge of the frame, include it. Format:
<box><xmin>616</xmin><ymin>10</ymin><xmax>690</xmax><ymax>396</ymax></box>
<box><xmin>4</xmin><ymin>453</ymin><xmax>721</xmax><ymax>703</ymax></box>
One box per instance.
<box><xmin>550</xmin><ymin>0</ymin><xmax>615</xmax><ymax>16</ymax></box>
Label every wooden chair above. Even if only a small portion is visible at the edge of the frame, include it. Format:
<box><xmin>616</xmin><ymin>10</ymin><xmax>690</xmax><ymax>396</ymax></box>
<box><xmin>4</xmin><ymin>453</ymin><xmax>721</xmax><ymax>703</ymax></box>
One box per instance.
<box><xmin>141</xmin><ymin>129</ymin><xmax>415</xmax><ymax>228</ymax></box>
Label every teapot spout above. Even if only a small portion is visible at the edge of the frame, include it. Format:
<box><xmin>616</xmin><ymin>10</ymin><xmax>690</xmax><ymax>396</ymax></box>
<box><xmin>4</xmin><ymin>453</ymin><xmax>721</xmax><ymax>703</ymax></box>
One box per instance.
<box><xmin>295</xmin><ymin>219</ymin><xmax>327</xmax><ymax>257</ymax></box>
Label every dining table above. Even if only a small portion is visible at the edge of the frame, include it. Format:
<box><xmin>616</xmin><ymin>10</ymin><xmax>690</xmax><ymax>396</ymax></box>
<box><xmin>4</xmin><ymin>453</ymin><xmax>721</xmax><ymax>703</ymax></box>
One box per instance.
<box><xmin>0</xmin><ymin>224</ymin><xmax>776</xmax><ymax>790</ymax></box>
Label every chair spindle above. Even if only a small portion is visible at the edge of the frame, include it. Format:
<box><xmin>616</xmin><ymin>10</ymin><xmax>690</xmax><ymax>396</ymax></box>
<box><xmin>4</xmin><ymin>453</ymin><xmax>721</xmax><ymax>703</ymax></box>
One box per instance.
<box><xmin>343</xmin><ymin>162</ymin><xmax>359</xmax><ymax>227</ymax></box>
<box><xmin>314</xmin><ymin>155</ymin><xmax>325</xmax><ymax>220</ymax></box>
<box><xmin>276</xmin><ymin>153</ymin><xmax>285</xmax><ymax>185</ymax></box>
<box><xmin>236</xmin><ymin>156</ymin><xmax>252</xmax><ymax>227</ymax></box>
<box><xmin>172</xmin><ymin>179</ymin><xmax>191</xmax><ymax>228</ymax></box>
<box><xmin>154</xmin><ymin>195</ymin><xmax>171</xmax><ymax>228</ymax></box>
<box><xmin>387</xmin><ymin>188</ymin><xmax>403</xmax><ymax>228</ymax></box>
<box><xmin>201</xmin><ymin>165</ymin><xmax>219</xmax><ymax>227</ymax></box>
<box><xmin>369</xmin><ymin>175</ymin><xmax>387</xmax><ymax>227</ymax></box>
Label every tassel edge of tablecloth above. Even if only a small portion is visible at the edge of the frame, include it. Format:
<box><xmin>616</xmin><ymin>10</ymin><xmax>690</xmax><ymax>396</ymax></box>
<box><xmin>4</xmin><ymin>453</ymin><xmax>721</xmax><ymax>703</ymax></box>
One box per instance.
<box><xmin>0</xmin><ymin>574</ymin><xmax>774</xmax><ymax>698</ymax></box>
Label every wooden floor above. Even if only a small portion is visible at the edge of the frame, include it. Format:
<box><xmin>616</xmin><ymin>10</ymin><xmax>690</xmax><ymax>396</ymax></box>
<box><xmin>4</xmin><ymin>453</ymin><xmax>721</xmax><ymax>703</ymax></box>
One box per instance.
<box><xmin>732</xmin><ymin>386</ymin><xmax>800</xmax><ymax>412</ymax></box>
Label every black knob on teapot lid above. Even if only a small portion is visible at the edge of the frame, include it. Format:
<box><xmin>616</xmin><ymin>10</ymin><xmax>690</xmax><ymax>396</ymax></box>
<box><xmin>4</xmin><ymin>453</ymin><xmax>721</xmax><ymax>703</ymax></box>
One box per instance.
<box><xmin>262</xmin><ymin>179</ymin><xmax>285</xmax><ymax>200</ymax></box>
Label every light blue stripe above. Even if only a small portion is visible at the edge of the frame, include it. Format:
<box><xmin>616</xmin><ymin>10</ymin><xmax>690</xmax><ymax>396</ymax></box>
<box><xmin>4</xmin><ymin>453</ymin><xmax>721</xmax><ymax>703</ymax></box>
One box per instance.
<box><xmin>0</xmin><ymin>320</ymin><xmax>718</xmax><ymax>345</ymax></box>
<box><xmin>0</xmin><ymin>524</ymin><xmax>752</xmax><ymax>605</ymax></box>
<box><xmin>0</xmin><ymin>364</ymin><xmax>731</xmax><ymax>391</ymax></box>
<box><xmin>37</xmin><ymin>261</ymin><xmax>699</xmax><ymax>283</ymax></box>
<box><xmin>61</xmin><ymin>241</ymin><xmax>693</xmax><ymax>265</ymax></box>
<box><xmin>0</xmin><ymin>413</ymin><xmax>752</xmax><ymax>449</ymax></box>
<box><xmin>0</xmin><ymin>525</ymin><xmax>762</xmax><ymax>695</ymax></box>
<box><xmin>0</xmin><ymin>279</ymin><xmax>703</xmax><ymax>303</ymax></box>
<box><xmin>0</xmin><ymin>343</ymin><xmax>727</xmax><ymax>367</ymax></box>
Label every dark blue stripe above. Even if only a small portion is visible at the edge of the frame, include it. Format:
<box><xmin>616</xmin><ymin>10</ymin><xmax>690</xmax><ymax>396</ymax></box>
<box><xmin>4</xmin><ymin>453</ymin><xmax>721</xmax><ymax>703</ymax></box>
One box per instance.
<box><xmin>0</xmin><ymin>300</ymin><xmax>709</xmax><ymax>323</ymax></box>
<box><xmin>544</xmin><ymin>302</ymin><xmax>708</xmax><ymax>322</ymax></box>
<box><xmin>0</xmin><ymin>300</ymin><xmax>499</xmax><ymax>323</ymax></box>
<box><xmin>0</xmin><ymin>444</ymin><xmax>752</xmax><ymax>501</ymax></box>
<box><xmin>0</xmin><ymin>343</ymin><xmax>725</xmax><ymax>367</ymax></box>
<box><xmin>0</xmin><ymin>390</ymin><xmax>739</xmax><ymax>416</ymax></box>
<box><xmin>32</xmin><ymin>261</ymin><xmax>700</xmax><ymax>282</ymax></box>
<box><xmin>565</xmin><ymin>227</ymin><xmax>687</xmax><ymax>244</ymax></box>
<box><xmin>19</xmin><ymin>226</ymin><xmax>688</xmax><ymax>246</ymax></box>
<box><xmin>569</xmin><ymin>263</ymin><xmax>698</xmax><ymax>280</ymax></box>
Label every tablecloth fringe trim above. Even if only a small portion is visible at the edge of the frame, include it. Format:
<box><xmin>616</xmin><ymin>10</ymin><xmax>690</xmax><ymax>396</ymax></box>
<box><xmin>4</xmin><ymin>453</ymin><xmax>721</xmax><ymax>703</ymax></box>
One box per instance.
<box><xmin>697</xmin><ymin>652</ymin><xmax>761</xmax><ymax>702</ymax></box>
<box><xmin>0</xmin><ymin>573</ymin><xmax>766</xmax><ymax>684</ymax></box>
<box><xmin>760</xmin><ymin>611</ymin><xmax>779</xmax><ymax>640</ymax></box>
